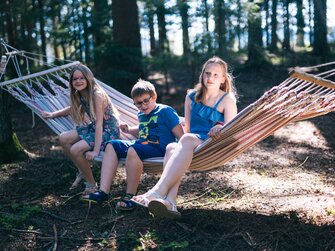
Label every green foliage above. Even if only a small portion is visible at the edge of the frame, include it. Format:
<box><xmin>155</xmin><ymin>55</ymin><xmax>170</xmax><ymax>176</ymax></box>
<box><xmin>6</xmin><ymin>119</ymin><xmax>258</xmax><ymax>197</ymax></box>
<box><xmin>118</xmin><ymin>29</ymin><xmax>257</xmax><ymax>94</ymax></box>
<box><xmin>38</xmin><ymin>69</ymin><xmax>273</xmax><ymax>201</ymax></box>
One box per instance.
<box><xmin>0</xmin><ymin>133</ymin><xmax>27</xmax><ymax>165</ymax></box>
<box><xmin>130</xmin><ymin>230</ymin><xmax>190</xmax><ymax>250</ymax></box>
<box><xmin>0</xmin><ymin>204</ymin><xmax>40</xmax><ymax>231</ymax></box>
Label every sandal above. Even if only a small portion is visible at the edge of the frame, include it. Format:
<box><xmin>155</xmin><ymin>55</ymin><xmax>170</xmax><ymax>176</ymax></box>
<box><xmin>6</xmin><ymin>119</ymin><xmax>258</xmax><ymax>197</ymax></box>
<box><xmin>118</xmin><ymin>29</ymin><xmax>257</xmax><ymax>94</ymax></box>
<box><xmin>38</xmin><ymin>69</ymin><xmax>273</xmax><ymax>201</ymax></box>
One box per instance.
<box><xmin>82</xmin><ymin>190</ymin><xmax>109</xmax><ymax>203</ymax></box>
<box><xmin>131</xmin><ymin>190</ymin><xmax>165</xmax><ymax>208</ymax></box>
<box><xmin>116</xmin><ymin>194</ymin><xmax>136</xmax><ymax>211</ymax></box>
<box><xmin>148</xmin><ymin>198</ymin><xmax>181</xmax><ymax>219</ymax></box>
<box><xmin>69</xmin><ymin>172</ymin><xmax>84</xmax><ymax>190</ymax></box>
<box><xmin>82</xmin><ymin>182</ymin><xmax>98</xmax><ymax>196</ymax></box>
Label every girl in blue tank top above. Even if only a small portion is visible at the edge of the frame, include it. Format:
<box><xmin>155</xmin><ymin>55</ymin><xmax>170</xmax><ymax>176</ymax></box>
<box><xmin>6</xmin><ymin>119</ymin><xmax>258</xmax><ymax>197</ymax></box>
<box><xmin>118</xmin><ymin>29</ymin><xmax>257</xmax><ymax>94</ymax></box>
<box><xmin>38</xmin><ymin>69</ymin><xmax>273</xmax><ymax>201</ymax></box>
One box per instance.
<box><xmin>132</xmin><ymin>56</ymin><xmax>238</xmax><ymax>218</ymax></box>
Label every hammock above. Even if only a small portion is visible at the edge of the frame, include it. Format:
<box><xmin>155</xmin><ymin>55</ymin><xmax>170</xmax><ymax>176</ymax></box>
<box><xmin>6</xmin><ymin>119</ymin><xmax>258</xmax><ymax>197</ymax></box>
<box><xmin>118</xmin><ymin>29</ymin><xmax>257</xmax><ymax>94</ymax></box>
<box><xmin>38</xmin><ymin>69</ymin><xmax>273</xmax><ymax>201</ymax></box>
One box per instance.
<box><xmin>1</xmin><ymin>41</ymin><xmax>335</xmax><ymax>173</ymax></box>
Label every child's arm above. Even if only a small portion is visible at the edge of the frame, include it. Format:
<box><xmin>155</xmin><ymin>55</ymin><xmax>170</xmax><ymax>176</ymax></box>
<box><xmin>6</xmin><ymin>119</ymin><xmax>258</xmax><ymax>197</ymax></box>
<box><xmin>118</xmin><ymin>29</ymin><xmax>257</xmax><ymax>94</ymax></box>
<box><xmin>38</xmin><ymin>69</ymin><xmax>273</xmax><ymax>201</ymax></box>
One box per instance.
<box><xmin>183</xmin><ymin>95</ymin><xmax>192</xmax><ymax>133</ymax></box>
<box><xmin>120</xmin><ymin>121</ymin><xmax>139</xmax><ymax>137</ymax></box>
<box><xmin>208</xmin><ymin>94</ymin><xmax>237</xmax><ymax>139</ymax></box>
<box><xmin>85</xmin><ymin>93</ymin><xmax>105</xmax><ymax>160</ymax></box>
<box><xmin>222</xmin><ymin>94</ymin><xmax>237</xmax><ymax>124</ymax></box>
<box><xmin>41</xmin><ymin>106</ymin><xmax>70</xmax><ymax>119</ymax></box>
<box><xmin>172</xmin><ymin>124</ymin><xmax>184</xmax><ymax>140</ymax></box>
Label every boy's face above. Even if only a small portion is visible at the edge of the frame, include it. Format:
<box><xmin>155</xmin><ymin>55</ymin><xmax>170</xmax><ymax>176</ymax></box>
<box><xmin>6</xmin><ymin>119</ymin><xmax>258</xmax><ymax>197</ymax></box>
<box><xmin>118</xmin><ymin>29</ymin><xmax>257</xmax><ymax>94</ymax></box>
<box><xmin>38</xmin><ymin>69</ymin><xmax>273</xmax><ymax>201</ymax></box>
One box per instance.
<box><xmin>133</xmin><ymin>93</ymin><xmax>157</xmax><ymax>115</ymax></box>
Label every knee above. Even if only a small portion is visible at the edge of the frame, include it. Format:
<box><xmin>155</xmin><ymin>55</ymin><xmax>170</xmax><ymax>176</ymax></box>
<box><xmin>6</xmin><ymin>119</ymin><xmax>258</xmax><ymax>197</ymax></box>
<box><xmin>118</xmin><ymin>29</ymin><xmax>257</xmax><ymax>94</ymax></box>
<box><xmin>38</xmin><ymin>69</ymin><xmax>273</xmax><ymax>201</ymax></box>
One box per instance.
<box><xmin>69</xmin><ymin>144</ymin><xmax>85</xmax><ymax>156</ymax></box>
<box><xmin>125</xmin><ymin>147</ymin><xmax>142</xmax><ymax>169</ymax></box>
<box><xmin>180</xmin><ymin>133</ymin><xmax>195</xmax><ymax>144</ymax></box>
<box><xmin>179</xmin><ymin>133</ymin><xmax>199</xmax><ymax>149</ymax></box>
<box><xmin>59</xmin><ymin>132</ymin><xmax>69</xmax><ymax>146</ymax></box>
<box><xmin>126</xmin><ymin>147</ymin><xmax>139</xmax><ymax>160</ymax></box>
<box><xmin>166</xmin><ymin>143</ymin><xmax>177</xmax><ymax>155</ymax></box>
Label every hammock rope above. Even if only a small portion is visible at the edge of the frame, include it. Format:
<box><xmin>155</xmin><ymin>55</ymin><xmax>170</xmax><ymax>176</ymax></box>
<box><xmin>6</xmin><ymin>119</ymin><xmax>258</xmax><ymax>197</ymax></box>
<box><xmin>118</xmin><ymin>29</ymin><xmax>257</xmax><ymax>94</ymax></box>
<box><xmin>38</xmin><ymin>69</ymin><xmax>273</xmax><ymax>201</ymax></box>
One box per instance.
<box><xmin>1</xmin><ymin>40</ymin><xmax>334</xmax><ymax>173</ymax></box>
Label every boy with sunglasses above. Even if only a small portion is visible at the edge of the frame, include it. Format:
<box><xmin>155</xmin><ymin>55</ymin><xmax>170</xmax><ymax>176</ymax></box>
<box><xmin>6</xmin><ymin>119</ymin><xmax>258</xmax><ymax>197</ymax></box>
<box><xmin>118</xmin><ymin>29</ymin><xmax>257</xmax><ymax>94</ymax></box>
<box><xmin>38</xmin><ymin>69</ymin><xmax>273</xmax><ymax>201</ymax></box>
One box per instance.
<box><xmin>83</xmin><ymin>79</ymin><xmax>184</xmax><ymax>209</ymax></box>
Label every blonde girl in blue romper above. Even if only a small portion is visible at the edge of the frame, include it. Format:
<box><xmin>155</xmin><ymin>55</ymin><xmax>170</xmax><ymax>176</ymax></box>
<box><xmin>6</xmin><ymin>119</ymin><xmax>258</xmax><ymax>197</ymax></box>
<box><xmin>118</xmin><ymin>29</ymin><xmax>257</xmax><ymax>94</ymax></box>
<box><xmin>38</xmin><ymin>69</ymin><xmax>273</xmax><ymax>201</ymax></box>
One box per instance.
<box><xmin>42</xmin><ymin>64</ymin><xmax>120</xmax><ymax>195</ymax></box>
<box><xmin>132</xmin><ymin>56</ymin><xmax>238</xmax><ymax>218</ymax></box>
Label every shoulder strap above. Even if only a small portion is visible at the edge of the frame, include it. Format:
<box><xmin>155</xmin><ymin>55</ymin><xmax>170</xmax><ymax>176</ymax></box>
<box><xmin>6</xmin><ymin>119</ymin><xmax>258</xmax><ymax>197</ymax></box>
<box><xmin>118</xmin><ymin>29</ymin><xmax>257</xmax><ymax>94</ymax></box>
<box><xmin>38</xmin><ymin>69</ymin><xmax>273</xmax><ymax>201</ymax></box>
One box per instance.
<box><xmin>213</xmin><ymin>93</ymin><xmax>227</xmax><ymax>109</ymax></box>
<box><xmin>188</xmin><ymin>90</ymin><xmax>196</xmax><ymax>102</ymax></box>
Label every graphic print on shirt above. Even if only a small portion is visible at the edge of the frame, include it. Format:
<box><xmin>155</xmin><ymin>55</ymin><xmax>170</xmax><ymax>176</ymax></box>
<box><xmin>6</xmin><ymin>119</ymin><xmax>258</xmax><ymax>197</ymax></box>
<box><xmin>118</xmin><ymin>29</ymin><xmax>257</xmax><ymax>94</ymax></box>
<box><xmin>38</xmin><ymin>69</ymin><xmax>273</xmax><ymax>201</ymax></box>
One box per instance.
<box><xmin>138</xmin><ymin>115</ymin><xmax>159</xmax><ymax>144</ymax></box>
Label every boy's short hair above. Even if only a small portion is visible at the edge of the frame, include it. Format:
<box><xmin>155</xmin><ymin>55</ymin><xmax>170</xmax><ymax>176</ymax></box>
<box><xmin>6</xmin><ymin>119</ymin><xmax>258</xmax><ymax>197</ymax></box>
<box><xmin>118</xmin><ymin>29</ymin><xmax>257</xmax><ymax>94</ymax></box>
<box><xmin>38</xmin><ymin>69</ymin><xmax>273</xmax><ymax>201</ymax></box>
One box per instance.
<box><xmin>131</xmin><ymin>79</ymin><xmax>157</xmax><ymax>99</ymax></box>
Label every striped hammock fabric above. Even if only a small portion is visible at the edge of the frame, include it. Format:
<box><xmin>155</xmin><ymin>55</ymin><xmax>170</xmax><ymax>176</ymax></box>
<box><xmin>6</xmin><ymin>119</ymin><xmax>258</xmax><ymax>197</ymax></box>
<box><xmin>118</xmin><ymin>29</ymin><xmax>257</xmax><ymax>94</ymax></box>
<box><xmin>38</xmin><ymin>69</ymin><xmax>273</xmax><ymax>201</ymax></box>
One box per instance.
<box><xmin>1</xmin><ymin>43</ymin><xmax>335</xmax><ymax>173</ymax></box>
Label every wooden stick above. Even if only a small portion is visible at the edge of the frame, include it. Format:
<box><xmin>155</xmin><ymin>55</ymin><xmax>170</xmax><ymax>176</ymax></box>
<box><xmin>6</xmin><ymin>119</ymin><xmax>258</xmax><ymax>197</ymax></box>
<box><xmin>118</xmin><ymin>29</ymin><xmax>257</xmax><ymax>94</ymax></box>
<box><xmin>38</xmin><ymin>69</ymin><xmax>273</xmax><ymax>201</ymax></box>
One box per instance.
<box><xmin>52</xmin><ymin>224</ymin><xmax>58</xmax><ymax>251</ymax></box>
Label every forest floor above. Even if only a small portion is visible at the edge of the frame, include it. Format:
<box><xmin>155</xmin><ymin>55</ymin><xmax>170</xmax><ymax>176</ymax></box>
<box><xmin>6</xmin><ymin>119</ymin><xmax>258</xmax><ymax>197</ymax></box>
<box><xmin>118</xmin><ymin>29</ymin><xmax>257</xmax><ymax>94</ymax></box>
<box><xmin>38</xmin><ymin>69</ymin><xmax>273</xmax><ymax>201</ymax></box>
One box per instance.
<box><xmin>0</xmin><ymin>65</ymin><xmax>335</xmax><ymax>250</ymax></box>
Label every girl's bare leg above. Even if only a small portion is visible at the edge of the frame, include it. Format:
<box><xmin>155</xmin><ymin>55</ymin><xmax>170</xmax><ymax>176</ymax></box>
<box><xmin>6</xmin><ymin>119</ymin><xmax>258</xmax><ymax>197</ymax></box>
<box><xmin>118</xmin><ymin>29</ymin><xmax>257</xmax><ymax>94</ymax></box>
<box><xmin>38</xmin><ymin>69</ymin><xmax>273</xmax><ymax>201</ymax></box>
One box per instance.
<box><xmin>59</xmin><ymin>130</ymin><xmax>88</xmax><ymax>187</ymax></box>
<box><xmin>133</xmin><ymin>134</ymin><xmax>202</xmax><ymax>206</ymax></box>
<box><xmin>70</xmin><ymin>140</ymin><xmax>93</xmax><ymax>184</ymax></box>
<box><xmin>152</xmin><ymin>134</ymin><xmax>202</xmax><ymax>196</ymax></box>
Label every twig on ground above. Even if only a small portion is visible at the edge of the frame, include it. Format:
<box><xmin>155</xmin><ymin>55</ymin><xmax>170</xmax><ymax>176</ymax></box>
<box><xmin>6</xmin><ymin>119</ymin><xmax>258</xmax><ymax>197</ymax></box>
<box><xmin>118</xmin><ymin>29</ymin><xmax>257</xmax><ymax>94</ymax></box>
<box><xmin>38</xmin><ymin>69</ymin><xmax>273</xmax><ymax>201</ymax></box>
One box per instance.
<box><xmin>179</xmin><ymin>187</ymin><xmax>213</xmax><ymax>205</ymax></box>
<box><xmin>37</xmin><ymin>236</ymin><xmax>105</xmax><ymax>242</ymax></box>
<box><xmin>70</xmin><ymin>220</ymin><xmax>84</xmax><ymax>225</ymax></box>
<box><xmin>52</xmin><ymin>224</ymin><xmax>58</xmax><ymax>251</ymax></box>
<box><xmin>61</xmin><ymin>192</ymin><xmax>82</xmax><ymax>204</ymax></box>
<box><xmin>0</xmin><ymin>228</ymin><xmax>43</xmax><ymax>235</ymax></box>
<box><xmin>296</xmin><ymin>156</ymin><xmax>309</xmax><ymax>168</ymax></box>
<box><xmin>194</xmin><ymin>190</ymin><xmax>235</xmax><ymax>207</ymax></box>
<box><xmin>85</xmin><ymin>201</ymin><xmax>92</xmax><ymax>221</ymax></box>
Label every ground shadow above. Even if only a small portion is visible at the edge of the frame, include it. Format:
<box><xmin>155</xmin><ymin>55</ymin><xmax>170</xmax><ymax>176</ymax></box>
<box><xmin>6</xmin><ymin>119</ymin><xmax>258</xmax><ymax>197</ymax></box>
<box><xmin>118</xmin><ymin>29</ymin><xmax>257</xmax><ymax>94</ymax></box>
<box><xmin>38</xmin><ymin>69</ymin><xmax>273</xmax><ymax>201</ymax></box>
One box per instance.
<box><xmin>1</xmin><ymin>156</ymin><xmax>335</xmax><ymax>250</ymax></box>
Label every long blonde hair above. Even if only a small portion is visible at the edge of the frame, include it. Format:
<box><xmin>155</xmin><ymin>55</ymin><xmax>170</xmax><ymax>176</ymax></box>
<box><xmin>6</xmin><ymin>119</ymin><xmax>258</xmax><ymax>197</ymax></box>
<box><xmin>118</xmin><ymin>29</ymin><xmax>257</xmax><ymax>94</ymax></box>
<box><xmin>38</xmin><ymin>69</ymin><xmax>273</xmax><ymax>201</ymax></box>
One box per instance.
<box><xmin>69</xmin><ymin>64</ymin><xmax>115</xmax><ymax>125</ymax></box>
<box><xmin>194</xmin><ymin>56</ymin><xmax>236</xmax><ymax>103</ymax></box>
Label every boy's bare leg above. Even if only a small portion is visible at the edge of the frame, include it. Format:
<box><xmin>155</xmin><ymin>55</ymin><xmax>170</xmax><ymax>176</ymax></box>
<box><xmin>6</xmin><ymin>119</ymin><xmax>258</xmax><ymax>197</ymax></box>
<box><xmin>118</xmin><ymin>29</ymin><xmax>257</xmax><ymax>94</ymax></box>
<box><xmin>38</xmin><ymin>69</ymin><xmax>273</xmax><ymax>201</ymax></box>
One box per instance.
<box><xmin>124</xmin><ymin>147</ymin><xmax>143</xmax><ymax>195</ymax></box>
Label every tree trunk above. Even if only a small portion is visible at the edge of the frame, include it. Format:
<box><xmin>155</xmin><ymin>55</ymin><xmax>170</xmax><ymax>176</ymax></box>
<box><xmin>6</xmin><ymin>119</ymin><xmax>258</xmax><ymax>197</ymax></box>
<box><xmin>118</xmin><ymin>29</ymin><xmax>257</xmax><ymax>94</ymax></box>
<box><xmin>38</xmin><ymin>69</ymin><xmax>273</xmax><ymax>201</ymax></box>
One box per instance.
<box><xmin>0</xmin><ymin>91</ymin><xmax>26</xmax><ymax>164</ymax></box>
<box><xmin>282</xmin><ymin>0</ymin><xmax>291</xmax><ymax>51</ymax></box>
<box><xmin>37</xmin><ymin>0</ymin><xmax>47</xmax><ymax>58</ymax></box>
<box><xmin>112</xmin><ymin>0</ymin><xmax>141</xmax><ymax>49</ymax></box>
<box><xmin>203</xmin><ymin>0</ymin><xmax>212</xmax><ymax>53</ymax></box>
<box><xmin>155</xmin><ymin>0</ymin><xmax>169</xmax><ymax>53</ymax></box>
<box><xmin>214</xmin><ymin>0</ymin><xmax>226</xmax><ymax>56</ymax></box>
<box><xmin>247</xmin><ymin>1</ymin><xmax>264</xmax><ymax>66</ymax></box>
<box><xmin>308</xmin><ymin>0</ymin><xmax>313</xmax><ymax>46</ymax></box>
<box><xmin>313</xmin><ymin>0</ymin><xmax>328</xmax><ymax>57</ymax></box>
<box><xmin>143</xmin><ymin>2</ymin><xmax>156</xmax><ymax>56</ymax></box>
<box><xmin>236</xmin><ymin>0</ymin><xmax>242</xmax><ymax>50</ymax></box>
<box><xmin>92</xmin><ymin>0</ymin><xmax>109</xmax><ymax>46</ymax></box>
<box><xmin>82</xmin><ymin>0</ymin><xmax>91</xmax><ymax>63</ymax></box>
<box><xmin>0</xmin><ymin>1</ymin><xmax>26</xmax><ymax>164</ymax></box>
<box><xmin>264</xmin><ymin>0</ymin><xmax>270</xmax><ymax>47</ymax></box>
<box><xmin>270</xmin><ymin>0</ymin><xmax>278</xmax><ymax>52</ymax></box>
<box><xmin>177</xmin><ymin>0</ymin><xmax>190</xmax><ymax>56</ymax></box>
<box><xmin>111</xmin><ymin>0</ymin><xmax>143</xmax><ymax>94</ymax></box>
<box><xmin>296</xmin><ymin>0</ymin><xmax>305</xmax><ymax>47</ymax></box>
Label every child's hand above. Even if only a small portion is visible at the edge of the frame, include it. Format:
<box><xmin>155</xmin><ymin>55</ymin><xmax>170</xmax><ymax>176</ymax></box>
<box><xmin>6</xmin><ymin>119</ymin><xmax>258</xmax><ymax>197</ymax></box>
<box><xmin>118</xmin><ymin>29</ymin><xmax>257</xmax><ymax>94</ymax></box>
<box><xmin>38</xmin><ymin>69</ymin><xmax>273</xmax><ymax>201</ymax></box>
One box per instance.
<box><xmin>119</xmin><ymin>122</ymin><xmax>129</xmax><ymax>133</ymax></box>
<box><xmin>85</xmin><ymin>151</ymin><xmax>99</xmax><ymax>160</ymax></box>
<box><xmin>41</xmin><ymin>111</ymin><xmax>54</xmax><ymax>119</ymax></box>
<box><xmin>208</xmin><ymin>124</ymin><xmax>223</xmax><ymax>140</ymax></box>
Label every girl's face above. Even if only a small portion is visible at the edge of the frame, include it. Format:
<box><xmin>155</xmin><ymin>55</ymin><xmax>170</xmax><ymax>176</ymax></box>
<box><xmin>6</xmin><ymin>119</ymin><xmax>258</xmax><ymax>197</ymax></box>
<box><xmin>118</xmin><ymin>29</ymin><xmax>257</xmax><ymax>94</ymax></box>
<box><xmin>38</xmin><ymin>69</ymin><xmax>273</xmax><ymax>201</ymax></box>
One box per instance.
<box><xmin>71</xmin><ymin>70</ymin><xmax>88</xmax><ymax>91</ymax></box>
<box><xmin>202</xmin><ymin>63</ymin><xmax>226</xmax><ymax>90</ymax></box>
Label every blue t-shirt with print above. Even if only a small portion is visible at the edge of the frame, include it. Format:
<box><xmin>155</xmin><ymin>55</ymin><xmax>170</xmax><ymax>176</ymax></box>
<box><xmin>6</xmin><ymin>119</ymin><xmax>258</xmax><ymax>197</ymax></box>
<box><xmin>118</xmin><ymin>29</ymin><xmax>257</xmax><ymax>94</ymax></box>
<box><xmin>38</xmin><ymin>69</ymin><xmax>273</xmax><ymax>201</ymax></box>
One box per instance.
<box><xmin>137</xmin><ymin>104</ymin><xmax>180</xmax><ymax>150</ymax></box>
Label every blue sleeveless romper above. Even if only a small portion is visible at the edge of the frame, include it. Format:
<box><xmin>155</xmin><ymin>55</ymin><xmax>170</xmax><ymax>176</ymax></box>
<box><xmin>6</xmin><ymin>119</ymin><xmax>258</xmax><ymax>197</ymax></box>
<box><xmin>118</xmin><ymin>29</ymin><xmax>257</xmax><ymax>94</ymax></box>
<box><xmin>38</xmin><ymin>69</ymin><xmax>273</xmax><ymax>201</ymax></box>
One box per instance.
<box><xmin>189</xmin><ymin>91</ymin><xmax>226</xmax><ymax>140</ymax></box>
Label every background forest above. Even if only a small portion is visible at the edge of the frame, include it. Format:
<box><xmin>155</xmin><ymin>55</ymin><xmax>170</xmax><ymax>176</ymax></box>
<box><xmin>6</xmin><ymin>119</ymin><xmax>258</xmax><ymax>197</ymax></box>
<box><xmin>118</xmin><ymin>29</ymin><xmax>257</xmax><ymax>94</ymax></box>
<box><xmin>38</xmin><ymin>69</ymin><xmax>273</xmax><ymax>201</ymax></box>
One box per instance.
<box><xmin>0</xmin><ymin>0</ymin><xmax>334</xmax><ymax>159</ymax></box>
<box><xmin>0</xmin><ymin>0</ymin><xmax>333</xmax><ymax>91</ymax></box>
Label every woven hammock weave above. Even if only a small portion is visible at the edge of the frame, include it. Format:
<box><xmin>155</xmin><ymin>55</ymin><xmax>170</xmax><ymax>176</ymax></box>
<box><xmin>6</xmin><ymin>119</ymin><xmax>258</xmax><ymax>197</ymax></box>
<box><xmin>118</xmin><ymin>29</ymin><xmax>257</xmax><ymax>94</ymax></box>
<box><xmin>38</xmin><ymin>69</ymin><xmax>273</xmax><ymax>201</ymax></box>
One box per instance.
<box><xmin>1</xmin><ymin>41</ymin><xmax>334</xmax><ymax>173</ymax></box>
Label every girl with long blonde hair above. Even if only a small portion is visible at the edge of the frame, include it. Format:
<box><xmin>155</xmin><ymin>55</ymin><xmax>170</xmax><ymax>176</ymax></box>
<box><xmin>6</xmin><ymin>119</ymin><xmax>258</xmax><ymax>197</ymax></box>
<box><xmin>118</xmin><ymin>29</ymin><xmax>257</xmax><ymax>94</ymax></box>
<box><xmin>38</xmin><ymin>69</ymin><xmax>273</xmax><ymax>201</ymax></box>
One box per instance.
<box><xmin>42</xmin><ymin>64</ymin><xmax>120</xmax><ymax>195</ymax></box>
